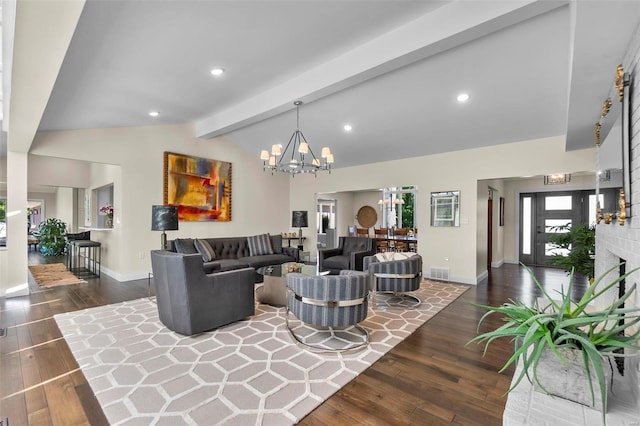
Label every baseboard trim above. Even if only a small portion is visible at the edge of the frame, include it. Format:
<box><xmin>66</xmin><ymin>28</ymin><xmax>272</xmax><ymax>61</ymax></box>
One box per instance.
<box><xmin>490</xmin><ymin>259</ymin><xmax>504</xmax><ymax>268</ymax></box>
<box><xmin>475</xmin><ymin>270</ymin><xmax>489</xmax><ymax>284</ymax></box>
<box><xmin>99</xmin><ymin>266</ymin><xmax>148</xmax><ymax>283</ymax></box>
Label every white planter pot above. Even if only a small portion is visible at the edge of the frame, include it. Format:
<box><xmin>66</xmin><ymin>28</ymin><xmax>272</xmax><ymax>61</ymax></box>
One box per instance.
<box><xmin>531</xmin><ymin>347</ymin><xmax>614</xmax><ymax>411</ymax></box>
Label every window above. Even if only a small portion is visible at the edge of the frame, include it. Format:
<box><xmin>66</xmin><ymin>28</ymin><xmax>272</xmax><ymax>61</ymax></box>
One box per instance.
<box><xmin>0</xmin><ymin>199</ymin><xmax>6</xmax><ymax>242</ymax></box>
<box><xmin>381</xmin><ymin>186</ymin><xmax>416</xmax><ymax>228</ymax></box>
<box><xmin>317</xmin><ymin>200</ymin><xmax>336</xmax><ymax>234</ymax></box>
<box><xmin>545</xmin><ymin>219</ymin><xmax>571</xmax><ymax>233</ymax></box>
<box><xmin>545</xmin><ymin>195</ymin><xmax>572</xmax><ymax>210</ymax></box>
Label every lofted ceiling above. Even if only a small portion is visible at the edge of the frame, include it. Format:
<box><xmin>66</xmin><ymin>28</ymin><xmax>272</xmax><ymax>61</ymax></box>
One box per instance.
<box><xmin>32</xmin><ymin>0</ymin><xmax>640</xmax><ymax>170</ymax></box>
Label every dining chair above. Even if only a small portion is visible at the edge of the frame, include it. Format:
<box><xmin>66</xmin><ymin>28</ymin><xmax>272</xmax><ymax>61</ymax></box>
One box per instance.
<box><xmin>374</xmin><ymin>228</ymin><xmax>390</xmax><ymax>252</ymax></box>
<box><xmin>391</xmin><ymin>228</ymin><xmax>409</xmax><ymax>252</ymax></box>
<box><xmin>356</xmin><ymin>227</ymin><xmax>369</xmax><ymax>237</ymax></box>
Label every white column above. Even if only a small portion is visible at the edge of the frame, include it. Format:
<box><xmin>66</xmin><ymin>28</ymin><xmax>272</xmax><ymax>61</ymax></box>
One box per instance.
<box><xmin>3</xmin><ymin>151</ymin><xmax>29</xmax><ymax>297</ymax></box>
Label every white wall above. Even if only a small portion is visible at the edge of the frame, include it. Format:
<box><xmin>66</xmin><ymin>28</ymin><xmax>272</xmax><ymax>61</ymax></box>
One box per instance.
<box><xmin>290</xmin><ymin>135</ymin><xmax>594</xmax><ymax>284</ymax></box>
<box><xmin>22</xmin><ymin>127</ymin><xmax>596</xmax><ymax>285</ymax></box>
<box><xmin>29</xmin><ymin>123</ymin><xmax>291</xmax><ymax>280</ymax></box>
<box><xmin>55</xmin><ymin>187</ymin><xmax>74</xmax><ymax>232</ymax></box>
<box><xmin>29</xmin><ymin>154</ymin><xmax>90</xmax><ymax>188</ymax></box>
<box><xmin>353</xmin><ymin>190</ymin><xmax>383</xmax><ymax>234</ymax></box>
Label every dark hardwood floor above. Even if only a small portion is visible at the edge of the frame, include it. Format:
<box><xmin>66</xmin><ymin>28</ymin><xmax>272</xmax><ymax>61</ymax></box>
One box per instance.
<box><xmin>0</xmin><ymin>252</ymin><xmax>587</xmax><ymax>425</ymax></box>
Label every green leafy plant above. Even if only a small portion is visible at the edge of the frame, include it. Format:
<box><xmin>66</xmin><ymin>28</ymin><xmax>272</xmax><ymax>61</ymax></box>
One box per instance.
<box><xmin>547</xmin><ymin>223</ymin><xmax>595</xmax><ymax>281</ymax></box>
<box><xmin>467</xmin><ymin>264</ymin><xmax>640</xmax><ymax>421</ymax></box>
<box><xmin>36</xmin><ymin>218</ymin><xmax>68</xmax><ymax>256</ymax></box>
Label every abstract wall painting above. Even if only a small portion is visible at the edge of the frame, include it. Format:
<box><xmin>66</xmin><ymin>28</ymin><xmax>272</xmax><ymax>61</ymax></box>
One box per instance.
<box><xmin>163</xmin><ymin>152</ymin><xmax>232</xmax><ymax>222</ymax></box>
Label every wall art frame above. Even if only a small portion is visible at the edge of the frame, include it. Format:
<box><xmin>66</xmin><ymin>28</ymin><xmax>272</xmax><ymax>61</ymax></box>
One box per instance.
<box><xmin>430</xmin><ymin>190</ymin><xmax>460</xmax><ymax>227</ymax></box>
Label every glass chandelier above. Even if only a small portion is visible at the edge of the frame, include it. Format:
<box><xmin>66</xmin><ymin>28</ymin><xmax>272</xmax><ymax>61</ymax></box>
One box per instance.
<box><xmin>260</xmin><ymin>101</ymin><xmax>334</xmax><ymax>176</ymax></box>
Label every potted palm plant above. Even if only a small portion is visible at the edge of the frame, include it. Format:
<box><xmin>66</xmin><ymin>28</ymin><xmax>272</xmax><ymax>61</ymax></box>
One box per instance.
<box><xmin>468</xmin><ymin>264</ymin><xmax>640</xmax><ymax>423</ymax></box>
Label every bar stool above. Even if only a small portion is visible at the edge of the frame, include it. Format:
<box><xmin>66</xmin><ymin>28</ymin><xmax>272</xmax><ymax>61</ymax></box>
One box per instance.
<box><xmin>69</xmin><ymin>240</ymin><xmax>101</xmax><ymax>277</ymax></box>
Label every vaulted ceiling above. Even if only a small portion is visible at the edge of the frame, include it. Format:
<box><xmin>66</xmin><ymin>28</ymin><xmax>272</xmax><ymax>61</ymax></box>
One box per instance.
<box><xmin>9</xmin><ymin>1</ymin><xmax>640</xmax><ymax>170</ymax></box>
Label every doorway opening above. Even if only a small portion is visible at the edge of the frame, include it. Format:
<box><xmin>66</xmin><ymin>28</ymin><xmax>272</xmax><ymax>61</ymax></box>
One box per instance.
<box><xmin>519</xmin><ymin>189</ymin><xmax>610</xmax><ymax>265</ymax></box>
<box><xmin>316</xmin><ymin>199</ymin><xmax>337</xmax><ymax>249</ymax></box>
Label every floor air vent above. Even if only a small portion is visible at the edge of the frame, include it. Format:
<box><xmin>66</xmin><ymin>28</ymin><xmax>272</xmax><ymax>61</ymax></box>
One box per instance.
<box><xmin>429</xmin><ymin>267</ymin><xmax>450</xmax><ymax>281</ymax></box>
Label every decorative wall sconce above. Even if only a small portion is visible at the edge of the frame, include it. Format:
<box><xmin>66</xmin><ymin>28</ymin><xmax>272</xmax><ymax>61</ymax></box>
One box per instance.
<box><xmin>544</xmin><ymin>174</ymin><xmax>571</xmax><ymax>185</ymax></box>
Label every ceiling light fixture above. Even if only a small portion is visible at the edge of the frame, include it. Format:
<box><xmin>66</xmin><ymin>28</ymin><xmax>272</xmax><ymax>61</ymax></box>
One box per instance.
<box><xmin>260</xmin><ymin>101</ymin><xmax>334</xmax><ymax>177</ymax></box>
<box><xmin>544</xmin><ymin>173</ymin><xmax>571</xmax><ymax>185</ymax></box>
<box><xmin>210</xmin><ymin>68</ymin><xmax>225</xmax><ymax>76</ymax></box>
<box><xmin>457</xmin><ymin>93</ymin><xmax>470</xmax><ymax>102</ymax></box>
<box><xmin>343</xmin><ymin>124</ymin><xmax>353</xmax><ymax>132</ymax></box>
<box><xmin>149</xmin><ymin>111</ymin><xmax>159</xmax><ymax>117</ymax></box>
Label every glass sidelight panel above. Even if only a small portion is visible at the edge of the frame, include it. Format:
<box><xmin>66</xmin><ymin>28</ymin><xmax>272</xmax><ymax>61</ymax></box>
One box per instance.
<box><xmin>522</xmin><ymin>196</ymin><xmax>532</xmax><ymax>256</ymax></box>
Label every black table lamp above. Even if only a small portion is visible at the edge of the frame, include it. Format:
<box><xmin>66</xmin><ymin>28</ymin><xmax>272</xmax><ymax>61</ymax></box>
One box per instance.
<box><xmin>292</xmin><ymin>211</ymin><xmax>308</xmax><ymax>250</ymax></box>
<box><xmin>152</xmin><ymin>205</ymin><xmax>179</xmax><ymax>250</ymax></box>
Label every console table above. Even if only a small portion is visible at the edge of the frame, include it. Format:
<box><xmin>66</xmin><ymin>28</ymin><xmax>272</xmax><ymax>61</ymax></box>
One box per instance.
<box><xmin>284</xmin><ymin>237</ymin><xmax>305</xmax><ymax>247</ymax></box>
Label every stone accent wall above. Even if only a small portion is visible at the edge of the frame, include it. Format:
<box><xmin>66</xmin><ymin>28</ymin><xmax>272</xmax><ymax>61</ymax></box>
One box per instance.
<box><xmin>505</xmin><ymin>25</ymin><xmax>640</xmax><ymax>424</ymax></box>
<box><xmin>595</xmin><ymin>21</ymin><xmax>640</xmax><ymax>407</ymax></box>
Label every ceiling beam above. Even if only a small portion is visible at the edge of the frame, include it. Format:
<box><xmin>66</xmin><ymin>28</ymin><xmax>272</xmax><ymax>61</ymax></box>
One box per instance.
<box><xmin>196</xmin><ymin>0</ymin><xmax>567</xmax><ymax>140</ymax></box>
<box><xmin>7</xmin><ymin>0</ymin><xmax>85</xmax><ymax>153</ymax></box>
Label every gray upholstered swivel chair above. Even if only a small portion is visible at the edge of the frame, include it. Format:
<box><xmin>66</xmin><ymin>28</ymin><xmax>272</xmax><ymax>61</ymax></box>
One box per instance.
<box><xmin>318</xmin><ymin>237</ymin><xmax>376</xmax><ymax>274</ymax></box>
<box><xmin>286</xmin><ymin>270</ymin><xmax>369</xmax><ymax>351</ymax></box>
<box><xmin>150</xmin><ymin>250</ymin><xmax>256</xmax><ymax>336</ymax></box>
<box><xmin>364</xmin><ymin>253</ymin><xmax>423</xmax><ymax>308</ymax></box>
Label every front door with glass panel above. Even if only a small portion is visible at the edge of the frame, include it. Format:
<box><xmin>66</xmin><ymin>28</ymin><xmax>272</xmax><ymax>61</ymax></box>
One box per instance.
<box><xmin>520</xmin><ymin>190</ymin><xmax>601</xmax><ymax>266</ymax></box>
<box><xmin>534</xmin><ymin>192</ymin><xmax>582</xmax><ymax>266</ymax></box>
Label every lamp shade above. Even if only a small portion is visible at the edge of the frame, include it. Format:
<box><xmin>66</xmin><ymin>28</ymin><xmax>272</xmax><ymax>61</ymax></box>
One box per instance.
<box><xmin>151</xmin><ymin>205</ymin><xmax>179</xmax><ymax>231</ymax></box>
<box><xmin>292</xmin><ymin>211</ymin><xmax>308</xmax><ymax>228</ymax></box>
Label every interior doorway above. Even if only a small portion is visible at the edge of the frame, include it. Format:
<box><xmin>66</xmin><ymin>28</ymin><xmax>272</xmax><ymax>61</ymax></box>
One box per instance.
<box><xmin>316</xmin><ymin>199</ymin><xmax>337</xmax><ymax>249</ymax></box>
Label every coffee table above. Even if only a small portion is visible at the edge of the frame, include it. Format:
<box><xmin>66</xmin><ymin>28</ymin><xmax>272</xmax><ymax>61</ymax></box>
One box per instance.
<box><xmin>256</xmin><ymin>262</ymin><xmax>329</xmax><ymax>306</ymax></box>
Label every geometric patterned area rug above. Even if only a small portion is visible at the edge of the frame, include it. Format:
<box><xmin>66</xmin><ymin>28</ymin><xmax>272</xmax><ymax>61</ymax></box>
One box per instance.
<box><xmin>29</xmin><ymin>263</ymin><xmax>86</xmax><ymax>287</ymax></box>
<box><xmin>54</xmin><ymin>280</ymin><xmax>468</xmax><ymax>425</ymax></box>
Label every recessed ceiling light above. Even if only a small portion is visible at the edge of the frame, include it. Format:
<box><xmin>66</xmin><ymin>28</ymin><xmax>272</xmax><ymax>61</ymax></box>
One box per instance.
<box><xmin>343</xmin><ymin>124</ymin><xmax>353</xmax><ymax>132</ymax></box>
<box><xmin>149</xmin><ymin>111</ymin><xmax>159</xmax><ymax>117</ymax></box>
<box><xmin>210</xmin><ymin>68</ymin><xmax>225</xmax><ymax>76</ymax></box>
<box><xmin>457</xmin><ymin>93</ymin><xmax>470</xmax><ymax>102</ymax></box>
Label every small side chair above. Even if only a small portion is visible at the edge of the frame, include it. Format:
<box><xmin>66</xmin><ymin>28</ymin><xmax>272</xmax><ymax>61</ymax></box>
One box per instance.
<box><xmin>364</xmin><ymin>253</ymin><xmax>423</xmax><ymax>308</ymax></box>
<box><xmin>285</xmin><ymin>270</ymin><xmax>369</xmax><ymax>352</ymax></box>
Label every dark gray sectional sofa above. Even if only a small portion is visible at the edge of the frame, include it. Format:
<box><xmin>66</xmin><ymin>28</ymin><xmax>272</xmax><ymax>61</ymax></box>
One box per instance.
<box><xmin>168</xmin><ymin>233</ymin><xmax>299</xmax><ymax>282</ymax></box>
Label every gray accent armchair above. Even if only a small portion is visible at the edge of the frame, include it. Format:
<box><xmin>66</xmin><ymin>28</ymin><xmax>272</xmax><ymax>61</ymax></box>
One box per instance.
<box><xmin>150</xmin><ymin>250</ymin><xmax>256</xmax><ymax>336</ymax></box>
<box><xmin>318</xmin><ymin>237</ymin><xmax>376</xmax><ymax>274</ymax></box>
<box><xmin>364</xmin><ymin>253</ymin><xmax>423</xmax><ymax>307</ymax></box>
<box><xmin>286</xmin><ymin>270</ymin><xmax>369</xmax><ymax>351</ymax></box>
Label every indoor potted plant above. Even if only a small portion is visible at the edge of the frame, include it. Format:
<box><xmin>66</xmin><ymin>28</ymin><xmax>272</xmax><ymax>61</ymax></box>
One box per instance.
<box><xmin>36</xmin><ymin>218</ymin><xmax>68</xmax><ymax>256</ymax></box>
<box><xmin>548</xmin><ymin>223</ymin><xmax>596</xmax><ymax>282</ymax></box>
<box><xmin>468</xmin><ymin>264</ymin><xmax>640</xmax><ymax>422</ymax></box>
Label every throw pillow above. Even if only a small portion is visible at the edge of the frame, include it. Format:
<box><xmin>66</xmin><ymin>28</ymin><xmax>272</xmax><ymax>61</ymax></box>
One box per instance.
<box><xmin>174</xmin><ymin>238</ymin><xmax>198</xmax><ymax>254</ymax></box>
<box><xmin>194</xmin><ymin>239</ymin><xmax>216</xmax><ymax>262</ymax></box>
<box><xmin>374</xmin><ymin>251</ymin><xmax>417</xmax><ymax>262</ymax></box>
<box><xmin>270</xmin><ymin>234</ymin><xmax>283</xmax><ymax>254</ymax></box>
<box><xmin>247</xmin><ymin>233</ymin><xmax>274</xmax><ymax>256</ymax></box>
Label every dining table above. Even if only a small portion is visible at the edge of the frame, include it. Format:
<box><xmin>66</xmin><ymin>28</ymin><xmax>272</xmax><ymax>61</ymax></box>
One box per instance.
<box><xmin>374</xmin><ymin>234</ymin><xmax>418</xmax><ymax>252</ymax></box>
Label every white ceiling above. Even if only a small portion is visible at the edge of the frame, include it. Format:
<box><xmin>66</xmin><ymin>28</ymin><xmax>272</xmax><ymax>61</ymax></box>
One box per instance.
<box><xmin>33</xmin><ymin>0</ymin><xmax>640</xmax><ymax>169</ymax></box>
